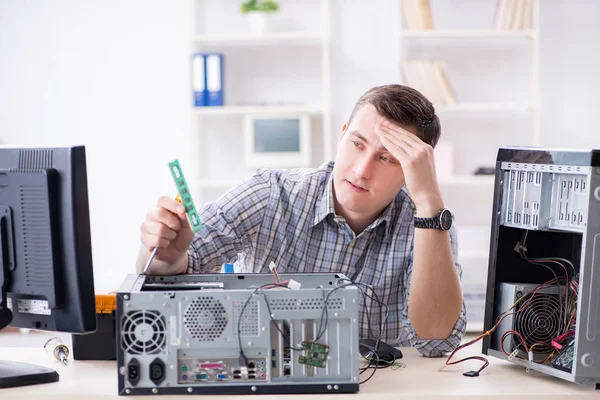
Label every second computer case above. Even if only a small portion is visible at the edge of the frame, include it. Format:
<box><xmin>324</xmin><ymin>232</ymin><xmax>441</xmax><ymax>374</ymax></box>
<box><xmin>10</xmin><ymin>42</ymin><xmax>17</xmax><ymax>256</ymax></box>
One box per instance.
<box><xmin>482</xmin><ymin>146</ymin><xmax>600</xmax><ymax>388</ymax></box>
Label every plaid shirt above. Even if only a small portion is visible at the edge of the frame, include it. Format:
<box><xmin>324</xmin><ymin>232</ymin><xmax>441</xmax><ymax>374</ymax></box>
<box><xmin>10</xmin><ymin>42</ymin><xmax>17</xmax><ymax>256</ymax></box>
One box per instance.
<box><xmin>187</xmin><ymin>161</ymin><xmax>467</xmax><ymax>357</ymax></box>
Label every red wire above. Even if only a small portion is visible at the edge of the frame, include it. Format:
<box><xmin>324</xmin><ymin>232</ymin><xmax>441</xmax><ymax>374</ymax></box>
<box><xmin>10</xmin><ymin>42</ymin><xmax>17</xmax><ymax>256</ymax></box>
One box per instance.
<box><xmin>444</xmin><ymin>278</ymin><xmax>563</xmax><ymax>375</ymax></box>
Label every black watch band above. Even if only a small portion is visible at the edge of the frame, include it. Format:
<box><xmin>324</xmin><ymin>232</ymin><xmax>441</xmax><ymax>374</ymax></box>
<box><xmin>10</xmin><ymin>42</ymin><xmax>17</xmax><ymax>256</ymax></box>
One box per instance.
<box><xmin>414</xmin><ymin>208</ymin><xmax>453</xmax><ymax>231</ymax></box>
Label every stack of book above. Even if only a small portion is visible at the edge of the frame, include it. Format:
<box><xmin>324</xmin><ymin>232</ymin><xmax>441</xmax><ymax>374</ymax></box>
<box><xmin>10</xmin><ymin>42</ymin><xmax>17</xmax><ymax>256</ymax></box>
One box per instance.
<box><xmin>493</xmin><ymin>0</ymin><xmax>533</xmax><ymax>31</ymax></box>
<box><xmin>400</xmin><ymin>60</ymin><xmax>456</xmax><ymax>105</ymax></box>
<box><xmin>400</xmin><ymin>0</ymin><xmax>433</xmax><ymax>30</ymax></box>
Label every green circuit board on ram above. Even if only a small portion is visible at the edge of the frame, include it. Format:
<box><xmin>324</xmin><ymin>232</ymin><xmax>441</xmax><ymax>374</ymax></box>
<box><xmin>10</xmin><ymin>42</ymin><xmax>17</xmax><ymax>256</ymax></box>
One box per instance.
<box><xmin>168</xmin><ymin>159</ymin><xmax>203</xmax><ymax>232</ymax></box>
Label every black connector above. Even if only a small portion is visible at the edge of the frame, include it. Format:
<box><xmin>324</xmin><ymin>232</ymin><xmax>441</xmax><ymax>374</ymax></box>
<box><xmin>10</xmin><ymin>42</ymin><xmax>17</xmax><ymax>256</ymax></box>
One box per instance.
<box><xmin>239</xmin><ymin>352</ymin><xmax>248</xmax><ymax>367</ymax></box>
<box><xmin>127</xmin><ymin>358</ymin><xmax>140</xmax><ymax>386</ymax></box>
<box><xmin>463</xmin><ymin>370</ymin><xmax>479</xmax><ymax>377</ymax></box>
<box><xmin>149</xmin><ymin>358</ymin><xmax>166</xmax><ymax>385</ymax></box>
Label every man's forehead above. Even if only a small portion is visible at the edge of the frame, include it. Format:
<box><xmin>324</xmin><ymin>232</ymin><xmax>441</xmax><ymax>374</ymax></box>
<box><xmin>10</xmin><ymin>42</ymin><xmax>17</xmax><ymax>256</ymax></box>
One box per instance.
<box><xmin>351</xmin><ymin>105</ymin><xmax>418</xmax><ymax>135</ymax></box>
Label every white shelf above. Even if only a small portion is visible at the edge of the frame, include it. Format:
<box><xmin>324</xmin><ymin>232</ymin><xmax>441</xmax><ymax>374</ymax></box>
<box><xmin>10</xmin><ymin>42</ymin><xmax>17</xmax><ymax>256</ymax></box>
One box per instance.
<box><xmin>191</xmin><ymin>31</ymin><xmax>323</xmax><ymax>46</ymax></box>
<box><xmin>434</xmin><ymin>103</ymin><xmax>531</xmax><ymax>112</ymax></box>
<box><xmin>438</xmin><ymin>175</ymin><xmax>495</xmax><ymax>185</ymax></box>
<box><xmin>399</xmin><ymin>30</ymin><xmax>535</xmax><ymax>39</ymax></box>
<box><xmin>191</xmin><ymin>104</ymin><xmax>324</xmax><ymax>116</ymax></box>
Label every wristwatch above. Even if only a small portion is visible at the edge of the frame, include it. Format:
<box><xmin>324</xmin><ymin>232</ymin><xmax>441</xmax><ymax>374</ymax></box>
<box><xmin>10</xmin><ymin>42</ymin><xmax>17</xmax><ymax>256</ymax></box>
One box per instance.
<box><xmin>414</xmin><ymin>208</ymin><xmax>453</xmax><ymax>231</ymax></box>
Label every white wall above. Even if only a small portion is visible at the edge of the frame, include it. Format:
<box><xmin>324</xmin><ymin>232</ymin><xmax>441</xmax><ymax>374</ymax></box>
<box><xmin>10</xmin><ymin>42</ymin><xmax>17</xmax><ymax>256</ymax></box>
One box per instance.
<box><xmin>1</xmin><ymin>0</ymin><xmax>599</xmax><ymax>292</ymax></box>
<box><xmin>538</xmin><ymin>0</ymin><xmax>600</xmax><ymax>148</ymax></box>
<box><xmin>0</xmin><ymin>0</ymin><xmax>191</xmax><ymax>290</ymax></box>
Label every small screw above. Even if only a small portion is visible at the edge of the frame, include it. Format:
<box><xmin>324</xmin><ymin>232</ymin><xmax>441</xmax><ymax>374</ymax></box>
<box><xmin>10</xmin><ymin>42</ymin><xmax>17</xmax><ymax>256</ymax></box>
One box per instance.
<box><xmin>125</xmin><ymin>388</ymin><xmax>131</xmax><ymax>394</ymax></box>
<box><xmin>327</xmin><ymin>385</ymin><xmax>333</xmax><ymax>390</ymax></box>
<box><xmin>187</xmin><ymin>388</ymin><xmax>193</xmax><ymax>393</ymax></box>
<box><xmin>334</xmin><ymin>385</ymin><xmax>339</xmax><ymax>390</ymax></box>
<box><xmin>152</xmin><ymin>387</ymin><xmax>158</xmax><ymax>393</ymax></box>
<box><xmin>123</xmin><ymin>294</ymin><xmax>129</xmax><ymax>300</ymax></box>
<box><xmin>251</xmin><ymin>386</ymin><xmax>257</xmax><ymax>392</ymax></box>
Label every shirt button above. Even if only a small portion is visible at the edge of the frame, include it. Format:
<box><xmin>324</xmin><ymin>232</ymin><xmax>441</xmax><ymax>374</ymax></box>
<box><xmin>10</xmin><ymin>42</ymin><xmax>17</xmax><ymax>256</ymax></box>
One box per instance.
<box><xmin>349</xmin><ymin>240</ymin><xmax>355</xmax><ymax>247</ymax></box>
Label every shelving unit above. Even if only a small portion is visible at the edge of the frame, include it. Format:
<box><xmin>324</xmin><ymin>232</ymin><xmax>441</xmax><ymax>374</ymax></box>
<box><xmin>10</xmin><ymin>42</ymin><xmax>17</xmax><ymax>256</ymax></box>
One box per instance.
<box><xmin>190</xmin><ymin>104</ymin><xmax>324</xmax><ymax>116</ymax></box>
<box><xmin>187</xmin><ymin>0</ymin><xmax>332</xmax><ymax>204</ymax></box>
<box><xmin>399</xmin><ymin>29</ymin><xmax>535</xmax><ymax>39</ymax></box>
<box><xmin>191</xmin><ymin>31</ymin><xmax>322</xmax><ymax>46</ymax></box>
<box><xmin>396</xmin><ymin>0</ymin><xmax>540</xmax><ymax>332</ymax></box>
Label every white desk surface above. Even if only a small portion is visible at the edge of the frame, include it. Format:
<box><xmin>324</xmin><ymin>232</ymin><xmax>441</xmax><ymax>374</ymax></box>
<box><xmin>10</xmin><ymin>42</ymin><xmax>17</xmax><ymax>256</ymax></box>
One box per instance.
<box><xmin>0</xmin><ymin>344</ymin><xmax>598</xmax><ymax>400</ymax></box>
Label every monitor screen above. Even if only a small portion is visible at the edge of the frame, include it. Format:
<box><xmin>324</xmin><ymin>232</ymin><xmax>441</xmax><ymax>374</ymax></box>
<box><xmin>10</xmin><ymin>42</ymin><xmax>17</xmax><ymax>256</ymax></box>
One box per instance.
<box><xmin>243</xmin><ymin>114</ymin><xmax>311</xmax><ymax>168</ymax></box>
<box><xmin>253</xmin><ymin>119</ymin><xmax>301</xmax><ymax>153</ymax></box>
<box><xmin>0</xmin><ymin>145</ymin><xmax>96</xmax><ymax>388</ymax></box>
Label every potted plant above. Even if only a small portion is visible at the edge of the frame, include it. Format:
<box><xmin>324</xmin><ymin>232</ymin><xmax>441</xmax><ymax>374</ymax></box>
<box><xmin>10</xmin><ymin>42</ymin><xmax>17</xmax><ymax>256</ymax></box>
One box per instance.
<box><xmin>240</xmin><ymin>0</ymin><xmax>280</xmax><ymax>34</ymax></box>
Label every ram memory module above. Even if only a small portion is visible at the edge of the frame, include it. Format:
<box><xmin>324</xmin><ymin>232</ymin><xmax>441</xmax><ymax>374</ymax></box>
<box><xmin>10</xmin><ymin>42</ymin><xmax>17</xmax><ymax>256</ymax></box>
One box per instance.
<box><xmin>168</xmin><ymin>160</ymin><xmax>203</xmax><ymax>232</ymax></box>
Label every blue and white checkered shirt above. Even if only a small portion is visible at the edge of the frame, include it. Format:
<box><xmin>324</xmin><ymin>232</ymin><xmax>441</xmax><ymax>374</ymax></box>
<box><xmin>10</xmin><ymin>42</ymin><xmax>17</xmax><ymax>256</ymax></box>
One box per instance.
<box><xmin>187</xmin><ymin>161</ymin><xmax>467</xmax><ymax>357</ymax></box>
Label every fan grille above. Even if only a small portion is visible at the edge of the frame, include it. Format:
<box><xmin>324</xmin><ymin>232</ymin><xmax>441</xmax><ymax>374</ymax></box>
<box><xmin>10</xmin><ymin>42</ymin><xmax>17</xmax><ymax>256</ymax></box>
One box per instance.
<box><xmin>184</xmin><ymin>296</ymin><xmax>228</xmax><ymax>341</ymax></box>
<box><xmin>121</xmin><ymin>310</ymin><xmax>167</xmax><ymax>355</ymax></box>
<box><xmin>514</xmin><ymin>293</ymin><xmax>562</xmax><ymax>352</ymax></box>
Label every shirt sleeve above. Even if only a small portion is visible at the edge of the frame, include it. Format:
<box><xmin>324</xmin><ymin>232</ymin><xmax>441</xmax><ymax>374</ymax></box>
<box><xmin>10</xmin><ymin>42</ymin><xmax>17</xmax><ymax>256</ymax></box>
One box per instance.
<box><xmin>186</xmin><ymin>169</ymin><xmax>272</xmax><ymax>274</ymax></box>
<box><xmin>400</xmin><ymin>223</ymin><xmax>467</xmax><ymax>357</ymax></box>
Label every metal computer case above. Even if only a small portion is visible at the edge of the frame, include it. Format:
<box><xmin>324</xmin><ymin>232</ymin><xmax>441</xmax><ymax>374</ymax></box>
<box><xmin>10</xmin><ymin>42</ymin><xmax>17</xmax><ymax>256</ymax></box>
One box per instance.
<box><xmin>482</xmin><ymin>146</ymin><xmax>600</xmax><ymax>388</ymax></box>
<box><xmin>116</xmin><ymin>273</ymin><xmax>360</xmax><ymax>395</ymax></box>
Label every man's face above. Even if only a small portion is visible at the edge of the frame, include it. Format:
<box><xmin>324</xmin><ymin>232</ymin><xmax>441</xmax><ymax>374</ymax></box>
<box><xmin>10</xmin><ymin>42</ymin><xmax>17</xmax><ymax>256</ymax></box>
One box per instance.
<box><xmin>332</xmin><ymin>104</ymin><xmax>408</xmax><ymax>221</ymax></box>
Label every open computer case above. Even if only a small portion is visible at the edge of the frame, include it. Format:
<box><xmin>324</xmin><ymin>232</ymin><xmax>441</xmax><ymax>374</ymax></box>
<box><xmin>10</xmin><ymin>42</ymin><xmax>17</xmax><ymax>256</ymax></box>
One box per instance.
<box><xmin>482</xmin><ymin>146</ymin><xmax>600</xmax><ymax>388</ymax></box>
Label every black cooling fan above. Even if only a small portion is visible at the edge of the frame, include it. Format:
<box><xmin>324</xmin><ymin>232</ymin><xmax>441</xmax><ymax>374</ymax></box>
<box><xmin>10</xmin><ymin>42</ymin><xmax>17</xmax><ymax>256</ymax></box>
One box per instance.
<box><xmin>514</xmin><ymin>293</ymin><xmax>562</xmax><ymax>353</ymax></box>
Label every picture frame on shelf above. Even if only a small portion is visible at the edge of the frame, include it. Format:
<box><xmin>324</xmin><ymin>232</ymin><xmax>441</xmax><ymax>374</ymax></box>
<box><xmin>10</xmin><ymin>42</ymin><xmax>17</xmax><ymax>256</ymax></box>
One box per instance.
<box><xmin>243</xmin><ymin>114</ymin><xmax>311</xmax><ymax>168</ymax></box>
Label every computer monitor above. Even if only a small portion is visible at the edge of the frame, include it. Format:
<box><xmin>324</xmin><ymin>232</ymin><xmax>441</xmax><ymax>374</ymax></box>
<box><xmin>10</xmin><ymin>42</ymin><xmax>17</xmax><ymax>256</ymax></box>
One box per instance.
<box><xmin>0</xmin><ymin>145</ymin><xmax>96</xmax><ymax>388</ymax></box>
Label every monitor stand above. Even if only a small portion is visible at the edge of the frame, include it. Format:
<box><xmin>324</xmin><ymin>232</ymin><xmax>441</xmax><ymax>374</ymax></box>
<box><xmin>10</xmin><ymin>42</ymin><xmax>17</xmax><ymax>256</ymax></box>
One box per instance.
<box><xmin>0</xmin><ymin>208</ymin><xmax>59</xmax><ymax>389</ymax></box>
<box><xmin>0</xmin><ymin>361</ymin><xmax>58</xmax><ymax>389</ymax></box>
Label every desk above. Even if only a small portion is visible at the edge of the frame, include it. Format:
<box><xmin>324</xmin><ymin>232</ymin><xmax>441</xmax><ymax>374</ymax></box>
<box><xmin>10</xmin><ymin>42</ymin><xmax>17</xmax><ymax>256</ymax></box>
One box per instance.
<box><xmin>0</xmin><ymin>346</ymin><xmax>598</xmax><ymax>400</ymax></box>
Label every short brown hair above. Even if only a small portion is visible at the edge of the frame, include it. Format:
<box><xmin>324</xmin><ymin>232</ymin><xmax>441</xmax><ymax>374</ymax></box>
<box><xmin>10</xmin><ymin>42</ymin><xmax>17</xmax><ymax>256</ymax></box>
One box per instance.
<box><xmin>347</xmin><ymin>84</ymin><xmax>441</xmax><ymax>148</ymax></box>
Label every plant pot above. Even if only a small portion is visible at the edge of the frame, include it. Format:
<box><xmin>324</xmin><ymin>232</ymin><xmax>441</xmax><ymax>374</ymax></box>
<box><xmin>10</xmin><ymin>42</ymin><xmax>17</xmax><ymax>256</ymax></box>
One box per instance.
<box><xmin>247</xmin><ymin>12</ymin><xmax>271</xmax><ymax>34</ymax></box>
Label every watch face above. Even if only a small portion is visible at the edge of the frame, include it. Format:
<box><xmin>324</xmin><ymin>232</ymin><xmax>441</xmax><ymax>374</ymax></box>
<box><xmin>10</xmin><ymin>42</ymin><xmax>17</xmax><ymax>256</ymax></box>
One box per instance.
<box><xmin>440</xmin><ymin>209</ymin><xmax>453</xmax><ymax>230</ymax></box>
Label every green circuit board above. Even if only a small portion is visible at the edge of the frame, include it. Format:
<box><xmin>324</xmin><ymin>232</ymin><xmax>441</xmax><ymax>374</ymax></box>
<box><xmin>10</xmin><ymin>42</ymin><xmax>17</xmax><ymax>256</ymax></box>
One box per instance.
<box><xmin>298</xmin><ymin>341</ymin><xmax>329</xmax><ymax>368</ymax></box>
<box><xmin>168</xmin><ymin>160</ymin><xmax>203</xmax><ymax>232</ymax></box>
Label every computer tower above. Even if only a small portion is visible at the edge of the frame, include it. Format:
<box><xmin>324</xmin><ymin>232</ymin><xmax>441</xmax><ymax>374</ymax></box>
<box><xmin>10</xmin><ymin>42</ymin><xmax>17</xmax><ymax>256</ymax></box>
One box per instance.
<box><xmin>482</xmin><ymin>146</ymin><xmax>600</xmax><ymax>388</ymax></box>
<box><xmin>115</xmin><ymin>273</ymin><xmax>360</xmax><ymax>396</ymax></box>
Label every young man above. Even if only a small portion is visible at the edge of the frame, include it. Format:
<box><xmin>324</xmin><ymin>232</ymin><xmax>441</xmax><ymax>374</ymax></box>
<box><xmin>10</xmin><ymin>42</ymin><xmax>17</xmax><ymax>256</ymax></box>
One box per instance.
<box><xmin>137</xmin><ymin>84</ymin><xmax>465</xmax><ymax>357</ymax></box>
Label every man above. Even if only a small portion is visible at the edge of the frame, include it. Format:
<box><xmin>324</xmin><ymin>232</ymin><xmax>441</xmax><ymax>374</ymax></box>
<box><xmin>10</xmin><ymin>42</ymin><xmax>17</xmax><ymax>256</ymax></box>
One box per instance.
<box><xmin>137</xmin><ymin>84</ymin><xmax>465</xmax><ymax>357</ymax></box>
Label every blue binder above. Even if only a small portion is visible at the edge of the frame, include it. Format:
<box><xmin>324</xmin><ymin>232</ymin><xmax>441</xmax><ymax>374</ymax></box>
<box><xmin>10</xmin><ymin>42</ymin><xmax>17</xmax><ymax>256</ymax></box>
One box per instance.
<box><xmin>205</xmin><ymin>53</ymin><xmax>224</xmax><ymax>106</ymax></box>
<box><xmin>192</xmin><ymin>53</ymin><xmax>207</xmax><ymax>107</ymax></box>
